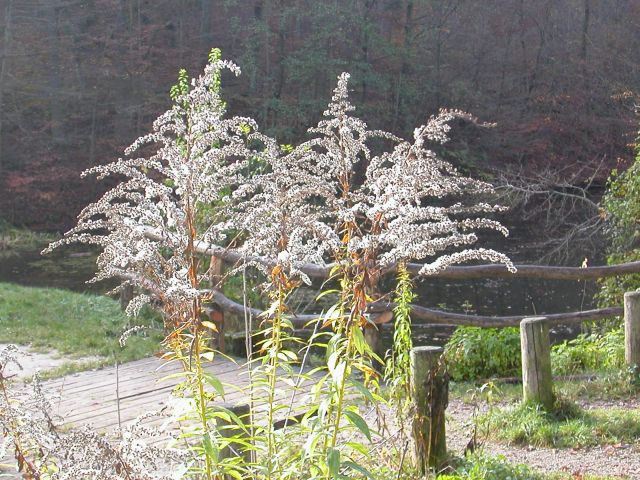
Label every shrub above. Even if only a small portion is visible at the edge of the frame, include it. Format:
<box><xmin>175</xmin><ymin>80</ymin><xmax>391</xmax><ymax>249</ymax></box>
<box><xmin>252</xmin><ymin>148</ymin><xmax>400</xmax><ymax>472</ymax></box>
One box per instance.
<box><xmin>598</xmin><ymin>141</ymin><xmax>640</xmax><ymax>311</ymax></box>
<box><xmin>445</xmin><ymin>326</ymin><xmax>521</xmax><ymax>381</ymax></box>
<box><xmin>446</xmin><ymin>325</ymin><xmax>625</xmax><ymax>382</ymax></box>
<box><xmin>551</xmin><ymin>327</ymin><xmax>625</xmax><ymax>375</ymax></box>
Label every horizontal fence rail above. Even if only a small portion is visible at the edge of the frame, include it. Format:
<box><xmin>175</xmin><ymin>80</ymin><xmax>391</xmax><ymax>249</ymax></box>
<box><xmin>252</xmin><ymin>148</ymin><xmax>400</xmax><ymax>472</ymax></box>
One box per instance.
<box><xmin>141</xmin><ymin>228</ymin><xmax>638</xmax><ymax>334</ymax></box>
<box><xmin>405</xmin><ymin>261</ymin><xmax>640</xmax><ymax>280</ymax></box>
<box><xmin>143</xmin><ymin>228</ymin><xmax>640</xmax><ymax>281</ymax></box>
<box><xmin>208</xmin><ymin>290</ymin><xmax>623</xmax><ymax>330</ymax></box>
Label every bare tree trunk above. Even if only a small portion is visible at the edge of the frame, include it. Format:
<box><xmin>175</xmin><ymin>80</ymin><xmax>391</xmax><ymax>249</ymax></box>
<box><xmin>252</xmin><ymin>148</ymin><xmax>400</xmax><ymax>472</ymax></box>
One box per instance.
<box><xmin>581</xmin><ymin>0</ymin><xmax>590</xmax><ymax>109</ymax></box>
<box><xmin>392</xmin><ymin>0</ymin><xmax>413</xmax><ymax>131</ymax></box>
<box><xmin>263</xmin><ymin>0</ymin><xmax>271</xmax><ymax>127</ymax></box>
<box><xmin>0</xmin><ymin>0</ymin><xmax>12</xmax><ymax>173</ymax></box>
<box><xmin>44</xmin><ymin>0</ymin><xmax>66</xmax><ymax>148</ymax></box>
<box><xmin>518</xmin><ymin>0</ymin><xmax>529</xmax><ymax>108</ymax></box>
<box><xmin>200</xmin><ymin>0</ymin><xmax>212</xmax><ymax>46</ymax></box>
<box><xmin>88</xmin><ymin>95</ymin><xmax>97</xmax><ymax>166</ymax></box>
<box><xmin>359</xmin><ymin>0</ymin><xmax>374</xmax><ymax>105</ymax></box>
<box><xmin>273</xmin><ymin>0</ymin><xmax>286</xmax><ymax>104</ymax></box>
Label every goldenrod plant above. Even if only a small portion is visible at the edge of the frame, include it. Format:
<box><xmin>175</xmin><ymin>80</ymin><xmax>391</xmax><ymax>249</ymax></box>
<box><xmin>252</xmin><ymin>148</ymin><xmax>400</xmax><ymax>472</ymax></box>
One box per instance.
<box><xmin>16</xmin><ymin>52</ymin><xmax>514</xmax><ymax>479</ymax></box>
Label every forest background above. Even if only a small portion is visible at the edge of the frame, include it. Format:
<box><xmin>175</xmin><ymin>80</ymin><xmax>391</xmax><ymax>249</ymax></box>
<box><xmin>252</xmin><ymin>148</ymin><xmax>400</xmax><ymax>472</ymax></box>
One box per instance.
<box><xmin>0</xmin><ymin>0</ymin><xmax>638</xmax><ymax>242</ymax></box>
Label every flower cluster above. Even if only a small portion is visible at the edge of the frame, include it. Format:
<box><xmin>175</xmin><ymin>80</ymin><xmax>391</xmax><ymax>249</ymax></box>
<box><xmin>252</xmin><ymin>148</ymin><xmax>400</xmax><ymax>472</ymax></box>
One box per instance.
<box><xmin>47</xmin><ymin>58</ymin><xmax>514</xmax><ymax>309</ymax></box>
<box><xmin>234</xmin><ymin>73</ymin><xmax>515</xmax><ymax>281</ymax></box>
<box><xmin>44</xmin><ymin>58</ymin><xmax>265</xmax><ymax>312</ymax></box>
<box><xmin>361</xmin><ymin>109</ymin><xmax>515</xmax><ymax>275</ymax></box>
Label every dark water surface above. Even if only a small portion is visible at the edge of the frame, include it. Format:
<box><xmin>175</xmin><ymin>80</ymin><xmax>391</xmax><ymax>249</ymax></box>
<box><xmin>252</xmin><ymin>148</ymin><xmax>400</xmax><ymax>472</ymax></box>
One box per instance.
<box><xmin>0</xmin><ymin>244</ymin><xmax>110</xmax><ymax>293</ymax></box>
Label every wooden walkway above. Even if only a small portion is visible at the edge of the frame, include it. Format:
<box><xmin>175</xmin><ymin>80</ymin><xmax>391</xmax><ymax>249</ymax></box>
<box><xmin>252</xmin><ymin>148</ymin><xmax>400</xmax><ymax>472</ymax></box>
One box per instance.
<box><xmin>2</xmin><ymin>356</ymin><xmax>319</xmax><ymax>477</ymax></box>
<box><xmin>37</xmin><ymin>355</ymin><xmax>310</xmax><ymax>432</ymax></box>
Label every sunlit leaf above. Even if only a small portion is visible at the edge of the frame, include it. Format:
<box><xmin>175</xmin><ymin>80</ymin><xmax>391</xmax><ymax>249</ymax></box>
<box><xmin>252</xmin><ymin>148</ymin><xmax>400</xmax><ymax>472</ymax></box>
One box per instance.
<box><xmin>344</xmin><ymin>410</ymin><xmax>371</xmax><ymax>441</ymax></box>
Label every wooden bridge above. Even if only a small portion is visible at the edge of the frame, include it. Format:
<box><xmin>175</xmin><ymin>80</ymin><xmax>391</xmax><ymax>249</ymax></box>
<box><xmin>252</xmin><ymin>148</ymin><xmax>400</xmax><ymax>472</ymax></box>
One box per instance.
<box><xmin>37</xmin><ymin>355</ymin><xmax>313</xmax><ymax>435</ymax></box>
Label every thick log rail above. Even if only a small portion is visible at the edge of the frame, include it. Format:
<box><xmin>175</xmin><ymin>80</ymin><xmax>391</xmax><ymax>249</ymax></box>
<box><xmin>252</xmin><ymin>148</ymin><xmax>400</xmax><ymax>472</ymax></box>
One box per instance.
<box><xmin>143</xmin><ymin>229</ymin><xmax>640</xmax><ymax>282</ymax></box>
<box><xmin>142</xmin><ymin>228</ymin><xmax>639</xmax><ymax>328</ymax></box>
<box><xmin>208</xmin><ymin>289</ymin><xmax>623</xmax><ymax>329</ymax></box>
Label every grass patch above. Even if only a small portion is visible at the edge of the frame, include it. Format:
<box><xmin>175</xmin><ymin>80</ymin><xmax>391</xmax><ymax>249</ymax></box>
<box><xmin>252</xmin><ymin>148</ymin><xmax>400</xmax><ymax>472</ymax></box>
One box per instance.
<box><xmin>480</xmin><ymin>401</ymin><xmax>640</xmax><ymax>448</ymax></box>
<box><xmin>368</xmin><ymin>449</ymin><xmax>619</xmax><ymax>479</ymax></box>
<box><xmin>0</xmin><ymin>282</ymin><xmax>163</xmax><ymax>363</ymax></box>
<box><xmin>439</xmin><ymin>452</ymin><xmax>618</xmax><ymax>480</ymax></box>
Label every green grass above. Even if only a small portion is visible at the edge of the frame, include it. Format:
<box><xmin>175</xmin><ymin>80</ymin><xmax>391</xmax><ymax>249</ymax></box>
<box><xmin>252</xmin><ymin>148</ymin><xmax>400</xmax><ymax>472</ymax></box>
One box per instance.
<box><xmin>438</xmin><ymin>452</ymin><xmax>619</xmax><ymax>480</ymax></box>
<box><xmin>366</xmin><ymin>449</ymin><xmax>619</xmax><ymax>479</ymax></box>
<box><xmin>0</xmin><ymin>282</ymin><xmax>164</xmax><ymax>365</ymax></box>
<box><xmin>480</xmin><ymin>400</ymin><xmax>640</xmax><ymax>448</ymax></box>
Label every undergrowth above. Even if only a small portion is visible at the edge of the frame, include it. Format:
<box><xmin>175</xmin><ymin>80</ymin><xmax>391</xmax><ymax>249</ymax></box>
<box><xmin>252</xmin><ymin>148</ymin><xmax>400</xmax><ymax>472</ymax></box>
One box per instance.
<box><xmin>0</xmin><ymin>220</ymin><xmax>57</xmax><ymax>254</ymax></box>
<box><xmin>446</xmin><ymin>326</ymin><xmax>626</xmax><ymax>381</ymax></box>
<box><xmin>451</xmin><ymin>372</ymin><xmax>640</xmax><ymax>406</ymax></box>
<box><xmin>480</xmin><ymin>401</ymin><xmax>640</xmax><ymax>448</ymax></box>
<box><xmin>441</xmin><ymin>452</ymin><xmax>619</xmax><ymax>480</ymax></box>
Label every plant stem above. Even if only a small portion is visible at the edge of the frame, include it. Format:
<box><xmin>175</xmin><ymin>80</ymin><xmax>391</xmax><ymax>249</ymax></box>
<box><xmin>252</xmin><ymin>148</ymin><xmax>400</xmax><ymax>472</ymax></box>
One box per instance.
<box><xmin>265</xmin><ymin>272</ymin><xmax>286</xmax><ymax>479</ymax></box>
<box><xmin>186</xmin><ymin>199</ymin><xmax>213</xmax><ymax>480</ymax></box>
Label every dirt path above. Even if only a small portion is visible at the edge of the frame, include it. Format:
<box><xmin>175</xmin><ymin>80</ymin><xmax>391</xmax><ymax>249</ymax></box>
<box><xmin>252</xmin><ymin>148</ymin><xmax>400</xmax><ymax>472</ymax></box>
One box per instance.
<box><xmin>1</xmin><ymin>344</ymin><xmax>103</xmax><ymax>379</ymax></box>
<box><xmin>446</xmin><ymin>399</ymin><xmax>640</xmax><ymax>479</ymax></box>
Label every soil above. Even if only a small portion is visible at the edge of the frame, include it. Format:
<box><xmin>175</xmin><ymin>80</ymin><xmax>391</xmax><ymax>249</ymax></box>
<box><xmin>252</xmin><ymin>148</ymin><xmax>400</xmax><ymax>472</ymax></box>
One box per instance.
<box><xmin>360</xmin><ymin>394</ymin><xmax>640</xmax><ymax>479</ymax></box>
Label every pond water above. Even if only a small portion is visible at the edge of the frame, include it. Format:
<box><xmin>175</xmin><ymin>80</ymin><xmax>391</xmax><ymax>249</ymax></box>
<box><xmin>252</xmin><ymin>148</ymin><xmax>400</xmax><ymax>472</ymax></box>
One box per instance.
<box><xmin>0</xmin><ymin>220</ymin><xmax>602</xmax><ymax>351</ymax></box>
<box><xmin>0</xmin><ymin>245</ymin><xmax>110</xmax><ymax>294</ymax></box>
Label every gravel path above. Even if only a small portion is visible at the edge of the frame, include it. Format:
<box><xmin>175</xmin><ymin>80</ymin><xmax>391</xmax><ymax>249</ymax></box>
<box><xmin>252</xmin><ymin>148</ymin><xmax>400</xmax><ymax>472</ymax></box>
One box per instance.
<box><xmin>446</xmin><ymin>399</ymin><xmax>640</xmax><ymax>479</ymax></box>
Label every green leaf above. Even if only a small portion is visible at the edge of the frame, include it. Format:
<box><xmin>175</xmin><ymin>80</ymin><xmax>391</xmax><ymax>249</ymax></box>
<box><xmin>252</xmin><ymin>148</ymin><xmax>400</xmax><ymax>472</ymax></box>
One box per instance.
<box><xmin>224</xmin><ymin>470</ymin><xmax>243</xmax><ymax>480</ymax></box>
<box><xmin>345</xmin><ymin>441</ymin><xmax>369</xmax><ymax>456</ymax></box>
<box><xmin>349</xmin><ymin>380</ymin><xmax>375</xmax><ymax>403</ymax></box>
<box><xmin>201</xmin><ymin>351</ymin><xmax>215</xmax><ymax>361</ymax></box>
<box><xmin>344</xmin><ymin>410</ymin><xmax>371</xmax><ymax>441</ymax></box>
<box><xmin>203</xmin><ymin>433</ymin><xmax>218</xmax><ymax>463</ymax></box>
<box><xmin>316</xmin><ymin>289</ymin><xmax>340</xmax><ymax>301</ymax></box>
<box><xmin>203</xmin><ymin>373</ymin><xmax>225</xmax><ymax>397</ymax></box>
<box><xmin>342</xmin><ymin>461</ymin><xmax>376</xmax><ymax>480</ymax></box>
<box><xmin>327</xmin><ymin>448</ymin><xmax>340</xmax><ymax>478</ymax></box>
<box><xmin>351</xmin><ymin>325</ymin><xmax>367</xmax><ymax>355</ymax></box>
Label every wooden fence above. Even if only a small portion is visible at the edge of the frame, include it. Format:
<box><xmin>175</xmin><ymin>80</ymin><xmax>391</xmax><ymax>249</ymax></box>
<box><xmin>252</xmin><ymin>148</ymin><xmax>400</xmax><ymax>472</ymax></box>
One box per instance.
<box><xmin>125</xmin><ymin>236</ymin><xmax>640</xmax><ymax>471</ymax></box>
<box><xmin>202</xmin><ymin>257</ymin><xmax>640</xmax><ymax>470</ymax></box>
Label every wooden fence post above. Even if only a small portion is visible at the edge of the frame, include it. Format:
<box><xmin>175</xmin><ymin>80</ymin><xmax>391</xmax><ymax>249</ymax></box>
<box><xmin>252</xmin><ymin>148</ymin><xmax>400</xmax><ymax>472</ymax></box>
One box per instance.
<box><xmin>209</xmin><ymin>256</ymin><xmax>225</xmax><ymax>352</ymax></box>
<box><xmin>625</xmin><ymin>291</ymin><xmax>640</xmax><ymax>368</ymax></box>
<box><xmin>520</xmin><ymin>316</ymin><xmax>554</xmax><ymax>410</ymax></box>
<box><xmin>410</xmin><ymin>346</ymin><xmax>448</xmax><ymax>474</ymax></box>
<box><xmin>119</xmin><ymin>284</ymin><xmax>134</xmax><ymax>312</ymax></box>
